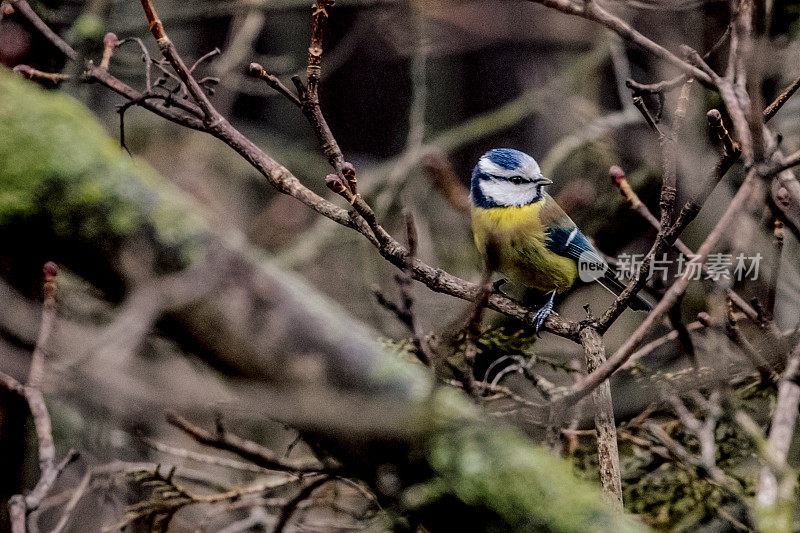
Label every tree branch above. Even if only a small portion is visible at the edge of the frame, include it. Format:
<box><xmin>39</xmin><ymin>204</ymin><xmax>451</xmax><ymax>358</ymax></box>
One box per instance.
<box><xmin>9</xmin><ymin>0</ymin><xmax>76</xmax><ymax>60</ymax></box>
<box><xmin>579</xmin><ymin>326</ymin><xmax>622</xmax><ymax>508</ymax></box>
<box><xmin>165</xmin><ymin>412</ymin><xmax>329</xmax><ymax>474</ymax></box>
<box><xmin>757</xmin><ymin>341</ymin><xmax>800</xmax><ymax>516</ymax></box>
<box><xmin>563</xmin><ymin>166</ymin><xmax>760</xmax><ymax>405</ymax></box>
<box><xmin>527</xmin><ymin>0</ymin><xmax>714</xmax><ymax>87</ymax></box>
<box><xmin>2</xmin><ymin>263</ymin><xmax>77</xmax><ymax>533</ymax></box>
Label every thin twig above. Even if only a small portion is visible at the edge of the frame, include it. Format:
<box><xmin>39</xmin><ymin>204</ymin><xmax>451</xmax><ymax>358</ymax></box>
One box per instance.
<box><xmin>189</xmin><ymin>47</ymin><xmax>221</xmax><ymax>73</ymax></box>
<box><xmin>166</xmin><ymin>412</ymin><xmax>328</xmax><ymax>473</ymax></box>
<box><xmin>763</xmin><ymin>74</ymin><xmax>800</xmax><ymax>121</ymax></box>
<box><xmin>684</xmin><ymin>45</ymin><xmax>754</xmax><ymax>167</ymax></box>
<box><xmin>620</xmin><ymin>317</ymin><xmax>706</xmax><ymax>370</ymax></box>
<box><xmin>2</xmin><ymin>263</ymin><xmax>75</xmax><ymax>533</ymax></box>
<box><xmin>27</xmin><ymin>262</ymin><xmax>57</xmax><ymax>388</ymax></box>
<box><xmin>626</xmin><ymin>24</ymin><xmax>732</xmax><ymax>96</ymax></box>
<box><xmin>725</xmin><ymin>301</ymin><xmax>779</xmax><ymax>383</ymax></box>
<box><xmin>274</xmin><ymin>476</ymin><xmax>333</xmax><ymax>533</ymax></box>
<box><xmin>248</xmin><ymin>63</ymin><xmax>301</xmax><ymax>107</ymax></box>
<box><xmin>528</xmin><ymin>0</ymin><xmax>714</xmax><ymax>87</ymax></box>
<box><xmin>119</xmin><ymin>37</ymin><xmax>153</xmax><ymax>90</ymax></box>
<box><xmin>397</xmin><ymin>210</ymin><xmax>433</xmax><ymax>366</ymax></box>
<box><xmin>597</xmin><ymin>80</ymin><xmax>692</xmax><ymax>331</ymax></box>
<box><xmin>609</xmin><ymin>164</ymin><xmax>761</xmax><ymax>322</ymax></box>
<box><xmin>139</xmin><ymin>0</ymin><xmax>222</xmax><ymax>125</ymax></box>
<box><xmin>10</xmin><ymin>0</ymin><xmax>76</xmax><ymax>60</ymax></box>
<box><xmin>461</xmin><ymin>273</ymin><xmax>493</xmax><ymax>396</ymax></box>
<box><xmin>140</xmin><ymin>435</ymin><xmax>273</xmax><ymax>474</ymax></box>
<box><xmin>12</xmin><ymin>65</ymin><xmax>70</xmax><ymax>83</ymax></box>
<box><xmin>645</xmin><ymin>422</ymin><xmax>739</xmax><ymax>493</ymax></box>
<box><xmin>663</xmin><ymin>389</ymin><xmax>721</xmax><ymax>471</ymax></box>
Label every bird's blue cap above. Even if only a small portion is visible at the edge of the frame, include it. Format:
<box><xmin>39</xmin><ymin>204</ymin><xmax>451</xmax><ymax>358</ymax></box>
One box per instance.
<box><xmin>482</xmin><ymin>148</ymin><xmax>534</xmax><ymax>170</ymax></box>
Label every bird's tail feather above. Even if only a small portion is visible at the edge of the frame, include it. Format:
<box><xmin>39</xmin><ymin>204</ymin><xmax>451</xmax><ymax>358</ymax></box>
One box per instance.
<box><xmin>595</xmin><ymin>270</ymin><xmax>654</xmax><ymax>312</ymax></box>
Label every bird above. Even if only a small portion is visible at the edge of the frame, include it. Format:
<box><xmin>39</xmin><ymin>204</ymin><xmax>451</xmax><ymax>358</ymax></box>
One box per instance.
<box><xmin>470</xmin><ymin>148</ymin><xmax>652</xmax><ymax>331</ymax></box>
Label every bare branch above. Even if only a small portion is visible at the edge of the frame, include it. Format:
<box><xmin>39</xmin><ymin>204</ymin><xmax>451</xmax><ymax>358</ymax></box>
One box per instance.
<box><xmin>166</xmin><ymin>412</ymin><xmax>328</xmax><ymax>474</ymax></box>
<box><xmin>1</xmin><ymin>263</ymin><xmax>77</xmax><ymax>532</ymax></box>
<box><xmin>274</xmin><ymin>476</ymin><xmax>334</xmax><ymax>533</ymax></box>
<box><xmin>597</xmin><ymin>81</ymin><xmax>692</xmax><ymax>330</ymax></box>
<box><xmin>763</xmin><ymin>74</ymin><xmax>800</xmax><ymax>121</ymax></box>
<box><xmin>9</xmin><ymin>0</ymin><xmax>76</xmax><ymax>60</ymax></box>
<box><xmin>580</xmin><ymin>326</ymin><xmax>622</xmax><ymax>508</ymax></box>
<box><xmin>725</xmin><ymin>302</ymin><xmax>779</xmax><ymax>383</ymax></box>
<box><xmin>140</xmin><ymin>435</ymin><xmax>273</xmax><ymax>474</ymax></box>
<box><xmin>646</xmin><ymin>421</ymin><xmax>738</xmax><ymax>492</ymax></box>
<box><xmin>564</xmin><ymin>166</ymin><xmax>760</xmax><ymax>404</ymax></box>
<box><xmin>664</xmin><ymin>390</ymin><xmax>721</xmax><ymax>471</ymax></box>
<box><xmin>626</xmin><ymin>24</ymin><xmax>731</xmax><ymax>96</ymax></box>
<box><xmin>248</xmin><ymin>63</ymin><xmax>301</xmax><ymax>107</ymax></box>
<box><xmin>527</xmin><ymin>0</ymin><xmax>714</xmax><ymax>87</ymax></box>
<box><xmin>139</xmin><ymin>0</ymin><xmax>222</xmax><ymax>125</ymax></box>
<box><xmin>609</xmin><ymin>164</ymin><xmax>761</xmax><ymax>322</ymax></box>
<box><xmin>683</xmin><ymin>44</ymin><xmax>754</xmax><ymax>166</ymax></box>
<box><xmin>26</xmin><ymin>262</ymin><xmax>57</xmax><ymax>388</ymax></box>
<box><xmin>757</xmin><ymin>342</ymin><xmax>800</xmax><ymax>511</ymax></box>
<box><xmin>12</xmin><ymin>65</ymin><xmax>70</xmax><ymax>84</ymax></box>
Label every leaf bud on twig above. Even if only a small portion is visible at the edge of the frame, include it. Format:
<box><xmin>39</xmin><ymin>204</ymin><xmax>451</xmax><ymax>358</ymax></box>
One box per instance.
<box><xmin>609</xmin><ymin>165</ymin><xmax>642</xmax><ymax>209</ymax></box>
<box><xmin>325</xmin><ymin>173</ymin><xmax>348</xmax><ymax>196</ymax></box>
<box><xmin>248</xmin><ymin>62</ymin><xmax>264</xmax><ymax>78</ymax></box>
<box><xmin>609</xmin><ymin>165</ymin><xmax>625</xmax><ymax>187</ymax></box>
<box><xmin>341</xmin><ymin>162</ymin><xmax>358</xmax><ymax>194</ymax></box>
<box><xmin>101</xmin><ymin>33</ymin><xmax>121</xmax><ymax>69</ymax></box>
<box><xmin>42</xmin><ymin>261</ymin><xmax>58</xmax><ymax>305</ymax></box>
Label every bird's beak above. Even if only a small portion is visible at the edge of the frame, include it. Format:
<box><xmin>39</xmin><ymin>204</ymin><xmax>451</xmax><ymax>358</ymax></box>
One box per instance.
<box><xmin>536</xmin><ymin>176</ymin><xmax>553</xmax><ymax>186</ymax></box>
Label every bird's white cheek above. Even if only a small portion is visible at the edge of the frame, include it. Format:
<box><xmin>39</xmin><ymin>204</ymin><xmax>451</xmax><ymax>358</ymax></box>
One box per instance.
<box><xmin>480</xmin><ymin>181</ymin><xmax>539</xmax><ymax>206</ymax></box>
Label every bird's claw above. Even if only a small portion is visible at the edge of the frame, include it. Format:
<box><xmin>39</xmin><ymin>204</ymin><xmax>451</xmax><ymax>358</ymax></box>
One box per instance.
<box><xmin>532</xmin><ymin>305</ymin><xmax>551</xmax><ymax>334</ymax></box>
<box><xmin>532</xmin><ymin>292</ymin><xmax>556</xmax><ymax>335</ymax></box>
<box><xmin>492</xmin><ymin>278</ymin><xmax>509</xmax><ymax>297</ymax></box>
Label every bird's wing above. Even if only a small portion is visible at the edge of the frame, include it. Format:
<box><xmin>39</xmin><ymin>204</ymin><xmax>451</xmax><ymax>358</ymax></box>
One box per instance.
<box><xmin>541</xmin><ymin>196</ymin><xmax>652</xmax><ymax>311</ymax></box>
<box><xmin>544</xmin><ymin>224</ymin><xmax>608</xmax><ymax>268</ymax></box>
<box><xmin>538</xmin><ymin>195</ymin><xmax>608</xmax><ymax>268</ymax></box>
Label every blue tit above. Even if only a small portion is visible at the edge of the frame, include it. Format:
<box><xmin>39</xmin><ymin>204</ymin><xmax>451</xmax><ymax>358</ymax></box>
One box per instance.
<box><xmin>470</xmin><ymin>148</ymin><xmax>652</xmax><ymax>331</ymax></box>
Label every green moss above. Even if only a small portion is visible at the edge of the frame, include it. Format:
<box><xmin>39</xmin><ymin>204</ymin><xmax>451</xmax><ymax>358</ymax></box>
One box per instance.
<box><xmin>415</xmin><ymin>388</ymin><xmax>649</xmax><ymax>533</ymax></box>
<box><xmin>0</xmin><ymin>67</ymin><xmax>206</xmax><ymax>263</ymax></box>
<box><xmin>380</xmin><ymin>337</ymin><xmax>646</xmax><ymax>530</ymax></box>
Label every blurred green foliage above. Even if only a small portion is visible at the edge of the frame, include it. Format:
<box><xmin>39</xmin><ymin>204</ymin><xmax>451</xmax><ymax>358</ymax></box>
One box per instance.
<box><xmin>620</xmin><ymin>420</ymin><xmax>756</xmax><ymax>530</ymax></box>
<box><xmin>0</xmin><ymin>67</ymin><xmax>207</xmax><ymax>286</ymax></box>
<box><xmin>410</xmin><ymin>387</ymin><xmax>650</xmax><ymax>533</ymax></box>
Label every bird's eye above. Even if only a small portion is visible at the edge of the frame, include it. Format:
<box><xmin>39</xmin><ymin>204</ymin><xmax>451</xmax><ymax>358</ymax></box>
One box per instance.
<box><xmin>509</xmin><ymin>176</ymin><xmax>525</xmax><ymax>185</ymax></box>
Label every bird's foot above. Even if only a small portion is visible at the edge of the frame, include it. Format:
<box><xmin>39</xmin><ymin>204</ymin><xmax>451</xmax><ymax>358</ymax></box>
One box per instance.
<box><xmin>532</xmin><ymin>292</ymin><xmax>557</xmax><ymax>334</ymax></box>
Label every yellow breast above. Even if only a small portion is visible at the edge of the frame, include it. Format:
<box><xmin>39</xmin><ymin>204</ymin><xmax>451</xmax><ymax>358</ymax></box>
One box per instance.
<box><xmin>471</xmin><ymin>203</ymin><xmax>578</xmax><ymax>293</ymax></box>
